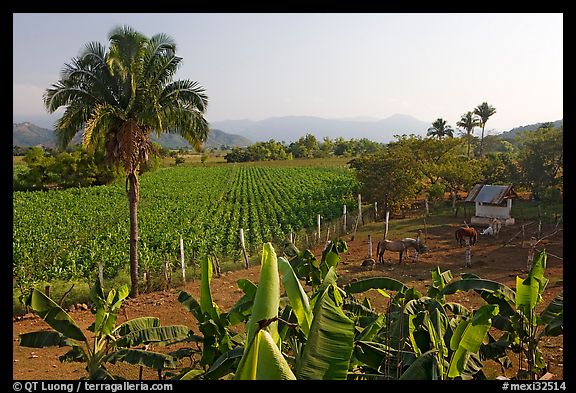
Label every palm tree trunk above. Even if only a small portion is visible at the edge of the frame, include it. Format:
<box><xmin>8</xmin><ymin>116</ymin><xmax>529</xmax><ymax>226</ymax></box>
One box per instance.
<box><xmin>480</xmin><ymin>125</ymin><xmax>485</xmax><ymax>157</ymax></box>
<box><xmin>467</xmin><ymin>131</ymin><xmax>471</xmax><ymax>159</ymax></box>
<box><xmin>128</xmin><ymin>172</ymin><xmax>139</xmax><ymax>298</ymax></box>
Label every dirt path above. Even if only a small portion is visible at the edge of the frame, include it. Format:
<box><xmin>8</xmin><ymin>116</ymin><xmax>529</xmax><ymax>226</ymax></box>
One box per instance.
<box><xmin>12</xmin><ymin>220</ymin><xmax>563</xmax><ymax>380</ymax></box>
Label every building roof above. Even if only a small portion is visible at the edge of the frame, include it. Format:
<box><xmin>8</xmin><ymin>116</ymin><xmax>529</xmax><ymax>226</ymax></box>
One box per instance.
<box><xmin>465</xmin><ymin>184</ymin><xmax>518</xmax><ymax>204</ymax></box>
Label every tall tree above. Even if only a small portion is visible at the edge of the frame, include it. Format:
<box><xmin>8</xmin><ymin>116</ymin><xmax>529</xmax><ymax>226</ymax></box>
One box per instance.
<box><xmin>456</xmin><ymin>111</ymin><xmax>481</xmax><ymax>159</ymax></box>
<box><xmin>473</xmin><ymin>102</ymin><xmax>497</xmax><ymax>157</ymax></box>
<box><xmin>427</xmin><ymin>118</ymin><xmax>454</xmax><ymax>139</ymax></box>
<box><xmin>44</xmin><ymin>25</ymin><xmax>210</xmax><ymax>298</ymax></box>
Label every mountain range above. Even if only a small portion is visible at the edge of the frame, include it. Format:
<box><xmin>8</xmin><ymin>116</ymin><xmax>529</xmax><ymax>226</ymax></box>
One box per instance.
<box><xmin>13</xmin><ymin>115</ymin><xmax>563</xmax><ymax>149</ymax></box>
<box><xmin>497</xmin><ymin>119</ymin><xmax>563</xmax><ymax>140</ymax></box>
<box><xmin>12</xmin><ymin>123</ymin><xmax>252</xmax><ymax>150</ymax></box>
<box><xmin>210</xmin><ymin>114</ymin><xmax>432</xmax><ymax>143</ymax></box>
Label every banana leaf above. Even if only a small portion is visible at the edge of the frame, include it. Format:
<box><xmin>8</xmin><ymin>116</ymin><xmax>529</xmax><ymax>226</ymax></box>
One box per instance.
<box><xmin>428</xmin><ymin>267</ymin><xmax>453</xmax><ymax>300</ymax></box>
<box><xmin>204</xmin><ymin>347</ymin><xmax>245</xmax><ymax>379</ymax></box>
<box><xmin>234</xmin><ymin>329</ymin><xmax>296</xmax><ymax>380</ymax></box>
<box><xmin>116</xmin><ymin>325</ymin><xmax>192</xmax><ymax>347</ymax></box>
<box><xmin>278</xmin><ymin>256</ymin><xmax>312</xmax><ymax>337</ymax></box>
<box><xmin>178</xmin><ymin>291</ymin><xmax>203</xmax><ymax>322</ymax></box>
<box><xmin>399</xmin><ymin>349</ymin><xmax>440</xmax><ymax>380</ymax></box>
<box><xmin>354</xmin><ymin>341</ymin><xmax>417</xmax><ymax>371</ymax></box>
<box><xmin>440</xmin><ymin>278</ymin><xmax>516</xmax><ymax>304</ymax></box>
<box><xmin>19</xmin><ymin>331</ymin><xmax>70</xmax><ymax>348</ymax></box>
<box><xmin>539</xmin><ymin>291</ymin><xmax>563</xmax><ymax>325</ymax></box>
<box><xmin>225</xmin><ymin>279</ymin><xmax>258</xmax><ymax>324</ymax></box>
<box><xmin>105</xmin><ymin>348</ymin><xmax>178</xmax><ymax>370</ymax></box>
<box><xmin>23</xmin><ymin>288</ymin><xmax>86</xmax><ymax>342</ymax></box>
<box><xmin>114</xmin><ymin>317</ymin><xmax>160</xmax><ymax>337</ymax></box>
<box><xmin>199</xmin><ymin>255</ymin><xmax>221</xmax><ymax>322</ymax></box>
<box><xmin>297</xmin><ymin>284</ymin><xmax>355</xmax><ymax>380</ymax></box>
<box><xmin>356</xmin><ymin>314</ymin><xmax>385</xmax><ymax>342</ymax></box>
<box><xmin>515</xmin><ymin>276</ymin><xmax>540</xmax><ymax>314</ymax></box>
<box><xmin>448</xmin><ymin>304</ymin><xmax>499</xmax><ymax>378</ymax></box>
<box><xmin>245</xmin><ymin>242</ymin><xmax>280</xmax><ymax>349</ymax></box>
<box><xmin>344</xmin><ymin>276</ymin><xmax>408</xmax><ymax>294</ymax></box>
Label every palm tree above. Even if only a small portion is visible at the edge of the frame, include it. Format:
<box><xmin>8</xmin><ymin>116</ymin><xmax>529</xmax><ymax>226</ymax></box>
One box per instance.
<box><xmin>456</xmin><ymin>112</ymin><xmax>481</xmax><ymax>159</ymax></box>
<box><xmin>427</xmin><ymin>118</ymin><xmax>454</xmax><ymax>139</ymax></box>
<box><xmin>473</xmin><ymin>102</ymin><xmax>496</xmax><ymax>157</ymax></box>
<box><xmin>44</xmin><ymin>25</ymin><xmax>210</xmax><ymax>298</ymax></box>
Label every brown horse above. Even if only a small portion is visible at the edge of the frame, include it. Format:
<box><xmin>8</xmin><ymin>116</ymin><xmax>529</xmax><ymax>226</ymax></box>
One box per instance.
<box><xmin>377</xmin><ymin>238</ymin><xmax>428</xmax><ymax>264</ymax></box>
<box><xmin>455</xmin><ymin>227</ymin><xmax>478</xmax><ymax>247</ymax></box>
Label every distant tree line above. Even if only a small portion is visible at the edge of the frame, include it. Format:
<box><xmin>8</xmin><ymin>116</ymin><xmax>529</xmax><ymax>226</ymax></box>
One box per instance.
<box><xmin>224</xmin><ymin>134</ymin><xmax>383</xmax><ymax>162</ymax></box>
<box><xmin>349</xmin><ymin>123</ymin><xmax>563</xmax><ymax>215</ymax></box>
<box><xmin>13</xmin><ymin>145</ymin><xmax>160</xmax><ymax>191</ymax></box>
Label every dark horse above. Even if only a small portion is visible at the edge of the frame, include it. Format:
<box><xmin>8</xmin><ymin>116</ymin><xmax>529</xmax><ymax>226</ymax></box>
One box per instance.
<box><xmin>455</xmin><ymin>227</ymin><xmax>478</xmax><ymax>247</ymax></box>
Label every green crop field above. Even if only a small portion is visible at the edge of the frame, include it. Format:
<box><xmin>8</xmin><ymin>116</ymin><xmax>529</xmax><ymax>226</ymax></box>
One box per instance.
<box><xmin>13</xmin><ymin>164</ymin><xmax>359</xmax><ymax>291</ymax></box>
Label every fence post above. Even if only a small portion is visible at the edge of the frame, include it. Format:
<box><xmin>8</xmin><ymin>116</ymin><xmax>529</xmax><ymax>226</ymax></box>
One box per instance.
<box><xmin>368</xmin><ymin>234</ymin><xmax>373</xmax><ymax>258</ymax></box>
<box><xmin>527</xmin><ymin>237</ymin><xmax>536</xmax><ymax>271</ymax></box>
<box><xmin>385</xmin><ymin>211</ymin><xmax>390</xmax><ymax>240</ymax></box>
<box><xmin>343</xmin><ymin>205</ymin><xmax>347</xmax><ymax>234</ymax></box>
<box><xmin>425</xmin><ymin>198</ymin><xmax>429</xmax><ymax>216</ymax></box>
<box><xmin>240</xmin><ymin>228</ymin><xmax>249</xmax><ymax>269</ymax></box>
<box><xmin>358</xmin><ymin>194</ymin><xmax>363</xmax><ymax>225</ymax></box>
<box><xmin>180</xmin><ymin>237</ymin><xmax>186</xmax><ymax>284</ymax></box>
<box><xmin>98</xmin><ymin>261</ymin><xmax>104</xmax><ymax>287</ymax></box>
<box><xmin>374</xmin><ymin>201</ymin><xmax>378</xmax><ymax>219</ymax></box>
<box><xmin>538</xmin><ymin>220</ymin><xmax>542</xmax><ymax>239</ymax></box>
<box><xmin>317</xmin><ymin>214</ymin><xmax>321</xmax><ymax>243</ymax></box>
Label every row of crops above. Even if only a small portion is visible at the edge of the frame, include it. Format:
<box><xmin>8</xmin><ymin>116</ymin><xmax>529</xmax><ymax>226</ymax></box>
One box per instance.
<box><xmin>13</xmin><ymin>165</ymin><xmax>359</xmax><ymax>290</ymax></box>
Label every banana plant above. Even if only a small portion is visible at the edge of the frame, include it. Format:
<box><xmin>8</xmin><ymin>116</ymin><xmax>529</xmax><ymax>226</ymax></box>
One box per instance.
<box><xmin>281</xmin><ymin>239</ymin><xmax>347</xmax><ymax>289</ymax></box>
<box><xmin>344</xmin><ymin>267</ymin><xmax>494</xmax><ymax>380</ymax></box>
<box><xmin>438</xmin><ymin>250</ymin><xmax>563</xmax><ymax>380</ymax></box>
<box><xmin>176</xmin><ymin>254</ymin><xmax>252</xmax><ymax>379</ymax></box>
<box><xmin>19</xmin><ymin>278</ymin><xmax>194</xmax><ymax>379</ymax></box>
<box><xmin>234</xmin><ymin>241</ymin><xmax>355</xmax><ymax>380</ymax></box>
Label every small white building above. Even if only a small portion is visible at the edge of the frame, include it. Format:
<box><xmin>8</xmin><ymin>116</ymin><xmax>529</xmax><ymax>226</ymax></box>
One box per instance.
<box><xmin>465</xmin><ymin>184</ymin><xmax>518</xmax><ymax>226</ymax></box>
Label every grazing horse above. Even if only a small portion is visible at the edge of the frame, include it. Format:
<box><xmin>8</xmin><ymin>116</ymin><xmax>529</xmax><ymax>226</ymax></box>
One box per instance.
<box><xmin>401</xmin><ymin>238</ymin><xmax>428</xmax><ymax>254</ymax></box>
<box><xmin>400</xmin><ymin>237</ymin><xmax>428</xmax><ymax>263</ymax></box>
<box><xmin>455</xmin><ymin>227</ymin><xmax>478</xmax><ymax>247</ymax></box>
<box><xmin>377</xmin><ymin>239</ymin><xmax>407</xmax><ymax>264</ymax></box>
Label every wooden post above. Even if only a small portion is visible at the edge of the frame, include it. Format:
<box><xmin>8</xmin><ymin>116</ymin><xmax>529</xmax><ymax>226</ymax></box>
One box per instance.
<box><xmin>522</xmin><ymin>224</ymin><xmax>526</xmax><ymax>248</ymax></box>
<box><xmin>374</xmin><ymin>201</ymin><xmax>378</xmax><ymax>219</ymax></box>
<box><xmin>538</xmin><ymin>220</ymin><xmax>542</xmax><ymax>240</ymax></box>
<box><xmin>240</xmin><ymin>228</ymin><xmax>249</xmax><ymax>269</ymax></box>
<box><xmin>384</xmin><ymin>211</ymin><xmax>390</xmax><ymax>240</ymax></box>
<box><xmin>317</xmin><ymin>214</ymin><xmax>321</xmax><ymax>242</ymax></box>
<box><xmin>527</xmin><ymin>237</ymin><xmax>536</xmax><ymax>271</ymax></box>
<box><xmin>368</xmin><ymin>234</ymin><xmax>373</xmax><ymax>258</ymax></box>
<box><xmin>325</xmin><ymin>225</ymin><xmax>331</xmax><ymax>242</ymax></box>
<box><xmin>425</xmin><ymin>198</ymin><xmax>429</xmax><ymax>216</ymax></box>
<box><xmin>358</xmin><ymin>194</ymin><xmax>363</xmax><ymax>225</ymax></box>
<box><xmin>424</xmin><ymin>217</ymin><xmax>428</xmax><ymax>242</ymax></box>
<box><xmin>180</xmin><ymin>237</ymin><xmax>186</xmax><ymax>284</ymax></box>
<box><xmin>465</xmin><ymin>239</ymin><xmax>471</xmax><ymax>268</ymax></box>
<box><xmin>98</xmin><ymin>261</ymin><xmax>104</xmax><ymax>287</ymax></box>
<box><xmin>289</xmin><ymin>232</ymin><xmax>293</xmax><ymax>243</ymax></box>
<box><xmin>343</xmin><ymin>205</ymin><xmax>347</xmax><ymax>234</ymax></box>
<box><xmin>144</xmin><ymin>270</ymin><xmax>150</xmax><ymax>291</ymax></box>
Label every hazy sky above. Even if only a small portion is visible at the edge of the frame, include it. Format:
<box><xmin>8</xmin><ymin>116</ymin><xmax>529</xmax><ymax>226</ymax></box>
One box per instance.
<box><xmin>13</xmin><ymin>13</ymin><xmax>563</xmax><ymax>132</ymax></box>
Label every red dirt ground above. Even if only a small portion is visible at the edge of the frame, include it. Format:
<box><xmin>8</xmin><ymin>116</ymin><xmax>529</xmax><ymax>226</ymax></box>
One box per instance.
<box><xmin>12</xmin><ymin>220</ymin><xmax>563</xmax><ymax>380</ymax></box>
